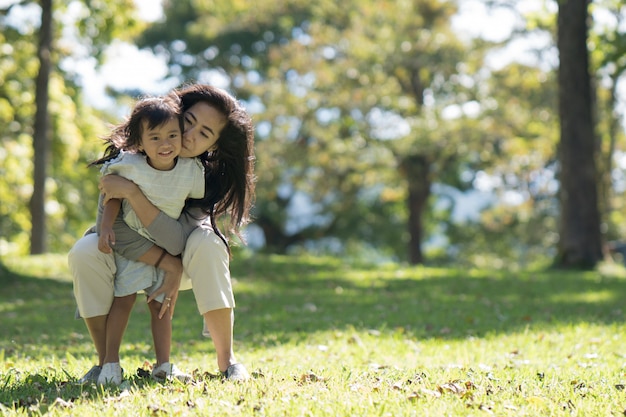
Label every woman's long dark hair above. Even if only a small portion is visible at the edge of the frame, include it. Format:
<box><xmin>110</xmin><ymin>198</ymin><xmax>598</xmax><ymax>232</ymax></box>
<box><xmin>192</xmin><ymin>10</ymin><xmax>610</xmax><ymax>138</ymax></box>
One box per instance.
<box><xmin>178</xmin><ymin>84</ymin><xmax>256</xmax><ymax>249</ymax></box>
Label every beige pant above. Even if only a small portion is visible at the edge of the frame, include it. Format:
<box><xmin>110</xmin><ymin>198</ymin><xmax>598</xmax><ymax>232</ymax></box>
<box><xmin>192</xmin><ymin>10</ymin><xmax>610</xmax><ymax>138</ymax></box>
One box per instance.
<box><xmin>69</xmin><ymin>227</ymin><xmax>235</xmax><ymax>318</ymax></box>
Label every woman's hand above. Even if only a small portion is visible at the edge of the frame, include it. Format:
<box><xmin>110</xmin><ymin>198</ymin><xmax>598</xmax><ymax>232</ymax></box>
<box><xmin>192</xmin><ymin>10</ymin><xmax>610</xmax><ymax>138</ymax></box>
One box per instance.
<box><xmin>147</xmin><ymin>253</ymin><xmax>183</xmax><ymax>319</ymax></box>
<box><xmin>99</xmin><ymin>174</ymin><xmax>141</xmax><ymax>204</ymax></box>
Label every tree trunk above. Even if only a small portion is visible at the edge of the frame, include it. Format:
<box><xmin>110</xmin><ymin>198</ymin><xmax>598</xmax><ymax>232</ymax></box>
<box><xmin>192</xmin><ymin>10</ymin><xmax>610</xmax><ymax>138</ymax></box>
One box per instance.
<box><xmin>402</xmin><ymin>154</ymin><xmax>431</xmax><ymax>265</ymax></box>
<box><xmin>30</xmin><ymin>0</ymin><xmax>53</xmax><ymax>254</ymax></box>
<box><xmin>555</xmin><ymin>0</ymin><xmax>603</xmax><ymax>268</ymax></box>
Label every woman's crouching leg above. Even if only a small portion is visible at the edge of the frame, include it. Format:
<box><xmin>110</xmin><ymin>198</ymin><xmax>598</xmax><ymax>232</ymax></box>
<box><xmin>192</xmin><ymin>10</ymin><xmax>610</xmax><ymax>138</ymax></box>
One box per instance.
<box><xmin>183</xmin><ymin>228</ymin><xmax>240</xmax><ymax>374</ymax></box>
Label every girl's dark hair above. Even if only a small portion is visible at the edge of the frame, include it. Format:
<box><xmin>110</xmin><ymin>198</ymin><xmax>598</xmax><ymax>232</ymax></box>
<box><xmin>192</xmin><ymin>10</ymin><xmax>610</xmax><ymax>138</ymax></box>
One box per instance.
<box><xmin>90</xmin><ymin>93</ymin><xmax>182</xmax><ymax>166</ymax></box>
<box><xmin>178</xmin><ymin>84</ymin><xmax>256</xmax><ymax>249</ymax></box>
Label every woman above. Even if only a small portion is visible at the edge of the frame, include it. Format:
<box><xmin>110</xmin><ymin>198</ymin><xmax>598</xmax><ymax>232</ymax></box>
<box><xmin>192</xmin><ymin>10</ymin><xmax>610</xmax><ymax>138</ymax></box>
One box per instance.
<box><xmin>69</xmin><ymin>83</ymin><xmax>256</xmax><ymax>383</ymax></box>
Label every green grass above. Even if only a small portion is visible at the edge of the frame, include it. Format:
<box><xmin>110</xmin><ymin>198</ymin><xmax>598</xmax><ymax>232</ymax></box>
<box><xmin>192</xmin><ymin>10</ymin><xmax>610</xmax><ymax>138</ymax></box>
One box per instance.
<box><xmin>2</xmin><ymin>254</ymin><xmax>626</xmax><ymax>416</ymax></box>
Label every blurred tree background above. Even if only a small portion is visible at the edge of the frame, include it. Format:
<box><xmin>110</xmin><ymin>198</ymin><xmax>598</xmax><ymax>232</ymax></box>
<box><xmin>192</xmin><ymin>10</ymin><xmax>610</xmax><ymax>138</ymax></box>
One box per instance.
<box><xmin>0</xmin><ymin>0</ymin><xmax>625</xmax><ymax>268</ymax></box>
<box><xmin>0</xmin><ymin>0</ymin><xmax>142</xmax><ymax>254</ymax></box>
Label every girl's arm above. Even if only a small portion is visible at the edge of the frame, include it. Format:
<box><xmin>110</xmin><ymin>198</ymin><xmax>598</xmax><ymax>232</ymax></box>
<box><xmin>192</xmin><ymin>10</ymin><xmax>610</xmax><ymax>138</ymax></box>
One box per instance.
<box><xmin>98</xmin><ymin>198</ymin><xmax>121</xmax><ymax>253</ymax></box>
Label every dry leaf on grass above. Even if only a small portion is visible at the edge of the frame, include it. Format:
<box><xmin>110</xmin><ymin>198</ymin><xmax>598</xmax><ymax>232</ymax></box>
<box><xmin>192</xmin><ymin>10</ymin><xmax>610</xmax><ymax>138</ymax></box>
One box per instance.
<box><xmin>298</xmin><ymin>371</ymin><xmax>325</xmax><ymax>383</ymax></box>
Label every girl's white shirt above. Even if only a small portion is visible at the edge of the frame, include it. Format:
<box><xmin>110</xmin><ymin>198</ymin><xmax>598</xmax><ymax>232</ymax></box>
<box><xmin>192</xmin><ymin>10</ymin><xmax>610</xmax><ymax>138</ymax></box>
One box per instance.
<box><xmin>101</xmin><ymin>151</ymin><xmax>205</xmax><ymax>242</ymax></box>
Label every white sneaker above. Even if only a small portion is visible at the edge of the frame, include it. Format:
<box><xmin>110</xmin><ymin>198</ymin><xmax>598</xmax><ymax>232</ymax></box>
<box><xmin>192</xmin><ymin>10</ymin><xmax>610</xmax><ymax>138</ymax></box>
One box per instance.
<box><xmin>97</xmin><ymin>362</ymin><xmax>123</xmax><ymax>386</ymax></box>
<box><xmin>151</xmin><ymin>362</ymin><xmax>191</xmax><ymax>383</ymax></box>
<box><xmin>223</xmin><ymin>363</ymin><xmax>250</xmax><ymax>382</ymax></box>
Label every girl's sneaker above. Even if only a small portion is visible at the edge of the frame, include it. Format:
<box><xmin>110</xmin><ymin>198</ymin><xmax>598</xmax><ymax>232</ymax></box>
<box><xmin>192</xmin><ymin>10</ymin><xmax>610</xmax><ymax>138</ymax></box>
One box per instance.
<box><xmin>223</xmin><ymin>363</ymin><xmax>250</xmax><ymax>381</ymax></box>
<box><xmin>151</xmin><ymin>362</ymin><xmax>191</xmax><ymax>383</ymax></box>
<box><xmin>97</xmin><ymin>362</ymin><xmax>123</xmax><ymax>386</ymax></box>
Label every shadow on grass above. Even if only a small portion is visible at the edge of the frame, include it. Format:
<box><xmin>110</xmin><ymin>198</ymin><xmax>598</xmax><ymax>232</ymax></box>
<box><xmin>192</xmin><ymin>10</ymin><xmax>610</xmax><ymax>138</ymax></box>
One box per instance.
<box><xmin>230</xmin><ymin>256</ymin><xmax>626</xmax><ymax>346</ymax></box>
<box><xmin>0</xmin><ymin>369</ymin><xmax>106</xmax><ymax>413</ymax></box>
<box><xmin>0</xmin><ymin>366</ymin><xmax>211</xmax><ymax>413</ymax></box>
<box><xmin>3</xmin><ymin>255</ymin><xmax>626</xmax><ymax>349</ymax></box>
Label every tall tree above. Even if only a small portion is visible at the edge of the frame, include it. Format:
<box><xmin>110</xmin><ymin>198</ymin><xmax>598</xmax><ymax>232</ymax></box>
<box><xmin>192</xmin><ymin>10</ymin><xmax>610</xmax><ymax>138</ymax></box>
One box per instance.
<box><xmin>555</xmin><ymin>0</ymin><xmax>603</xmax><ymax>267</ymax></box>
<box><xmin>30</xmin><ymin>0</ymin><xmax>53</xmax><ymax>254</ymax></box>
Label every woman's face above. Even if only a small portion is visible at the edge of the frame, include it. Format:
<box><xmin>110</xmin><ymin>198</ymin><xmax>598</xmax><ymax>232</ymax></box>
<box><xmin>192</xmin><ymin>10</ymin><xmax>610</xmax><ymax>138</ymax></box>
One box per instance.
<box><xmin>179</xmin><ymin>102</ymin><xmax>228</xmax><ymax>158</ymax></box>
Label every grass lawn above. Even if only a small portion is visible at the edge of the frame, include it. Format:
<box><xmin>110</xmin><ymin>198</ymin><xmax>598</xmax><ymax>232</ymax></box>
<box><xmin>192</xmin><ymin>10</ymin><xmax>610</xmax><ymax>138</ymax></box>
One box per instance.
<box><xmin>1</xmin><ymin>253</ymin><xmax>626</xmax><ymax>416</ymax></box>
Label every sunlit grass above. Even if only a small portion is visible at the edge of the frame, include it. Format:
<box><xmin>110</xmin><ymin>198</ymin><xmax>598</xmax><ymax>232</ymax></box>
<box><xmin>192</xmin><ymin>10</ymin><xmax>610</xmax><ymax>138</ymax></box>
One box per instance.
<box><xmin>2</xmin><ymin>254</ymin><xmax>626</xmax><ymax>415</ymax></box>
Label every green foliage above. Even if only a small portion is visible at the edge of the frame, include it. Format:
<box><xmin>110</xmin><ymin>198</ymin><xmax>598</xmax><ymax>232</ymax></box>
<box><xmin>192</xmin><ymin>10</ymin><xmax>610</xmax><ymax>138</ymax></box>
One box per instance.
<box><xmin>139</xmin><ymin>0</ymin><xmax>497</xmax><ymax>260</ymax></box>
<box><xmin>0</xmin><ymin>0</ymin><xmax>142</xmax><ymax>255</ymax></box>
<box><xmin>440</xmin><ymin>62</ymin><xmax>561</xmax><ymax>266</ymax></box>
<box><xmin>0</xmin><ymin>15</ymin><xmax>39</xmax><ymax>254</ymax></box>
<box><xmin>3</xmin><ymin>254</ymin><xmax>626</xmax><ymax>415</ymax></box>
<box><xmin>69</xmin><ymin>0</ymin><xmax>144</xmax><ymax>59</ymax></box>
<box><xmin>1</xmin><ymin>0</ymin><xmax>625</xmax><ymax>265</ymax></box>
<box><xmin>0</xmin><ymin>69</ymin><xmax>106</xmax><ymax>254</ymax></box>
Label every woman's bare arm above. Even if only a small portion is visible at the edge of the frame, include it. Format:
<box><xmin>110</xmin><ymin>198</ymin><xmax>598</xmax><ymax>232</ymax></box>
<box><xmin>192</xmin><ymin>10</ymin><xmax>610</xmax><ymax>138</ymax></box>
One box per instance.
<box><xmin>139</xmin><ymin>245</ymin><xmax>183</xmax><ymax>319</ymax></box>
<box><xmin>100</xmin><ymin>174</ymin><xmax>161</xmax><ymax>227</ymax></box>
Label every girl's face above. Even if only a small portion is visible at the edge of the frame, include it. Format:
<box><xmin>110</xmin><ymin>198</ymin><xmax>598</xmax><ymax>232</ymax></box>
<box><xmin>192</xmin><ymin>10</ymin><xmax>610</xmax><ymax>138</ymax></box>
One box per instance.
<box><xmin>179</xmin><ymin>102</ymin><xmax>228</xmax><ymax>158</ymax></box>
<box><xmin>138</xmin><ymin>117</ymin><xmax>182</xmax><ymax>171</ymax></box>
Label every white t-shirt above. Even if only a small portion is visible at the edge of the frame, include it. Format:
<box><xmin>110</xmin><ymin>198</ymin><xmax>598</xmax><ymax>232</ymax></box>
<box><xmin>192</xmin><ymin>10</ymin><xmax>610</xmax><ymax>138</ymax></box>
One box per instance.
<box><xmin>101</xmin><ymin>151</ymin><xmax>205</xmax><ymax>242</ymax></box>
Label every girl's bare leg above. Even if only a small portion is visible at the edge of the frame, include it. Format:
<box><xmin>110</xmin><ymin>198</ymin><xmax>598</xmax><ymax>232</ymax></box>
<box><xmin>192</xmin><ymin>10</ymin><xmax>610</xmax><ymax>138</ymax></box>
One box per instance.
<box><xmin>84</xmin><ymin>316</ymin><xmax>108</xmax><ymax>366</ymax></box>
<box><xmin>103</xmin><ymin>294</ymin><xmax>137</xmax><ymax>364</ymax></box>
<box><xmin>149</xmin><ymin>300</ymin><xmax>172</xmax><ymax>366</ymax></box>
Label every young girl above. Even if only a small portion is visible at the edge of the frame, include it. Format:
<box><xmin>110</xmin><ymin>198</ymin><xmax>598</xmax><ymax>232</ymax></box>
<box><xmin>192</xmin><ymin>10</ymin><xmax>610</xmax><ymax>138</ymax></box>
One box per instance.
<box><xmin>92</xmin><ymin>94</ymin><xmax>204</xmax><ymax>385</ymax></box>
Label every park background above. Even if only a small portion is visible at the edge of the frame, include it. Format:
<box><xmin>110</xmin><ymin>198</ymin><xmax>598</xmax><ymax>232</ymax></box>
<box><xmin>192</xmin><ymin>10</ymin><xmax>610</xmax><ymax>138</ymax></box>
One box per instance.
<box><xmin>2</xmin><ymin>0</ymin><xmax>626</xmax><ymax>415</ymax></box>
<box><xmin>1</xmin><ymin>0</ymin><xmax>625</xmax><ymax>268</ymax></box>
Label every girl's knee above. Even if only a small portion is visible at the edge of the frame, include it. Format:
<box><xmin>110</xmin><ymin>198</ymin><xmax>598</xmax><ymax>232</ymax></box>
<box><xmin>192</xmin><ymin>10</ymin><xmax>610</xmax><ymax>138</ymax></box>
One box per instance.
<box><xmin>147</xmin><ymin>299</ymin><xmax>163</xmax><ymax>314</ymax></box>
